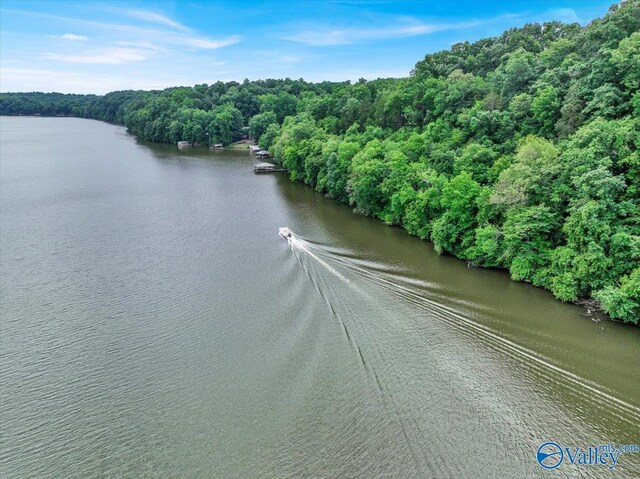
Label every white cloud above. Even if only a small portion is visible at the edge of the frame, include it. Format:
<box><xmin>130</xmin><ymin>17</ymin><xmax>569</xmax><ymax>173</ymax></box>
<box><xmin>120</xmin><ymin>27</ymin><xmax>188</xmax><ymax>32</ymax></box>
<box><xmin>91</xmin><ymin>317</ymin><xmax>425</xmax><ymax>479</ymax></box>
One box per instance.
<box><xmin>2</xmin><ymin>8</ymin><xmax>160</xmax><ymax>35</ymax></box>
<box><xmin>0</xmin><ymin>67</ymin><xmax>189</xmax><ymax>94</ymax></box>
<box><xmin>4</xmin><ymin>8</ymin><xmax>240</xmax><ymax>53</ymax></box>
<box><xmin>116</xmin><ymin>9</ymin><xmax>189</xmax><ymax>30</ymax></box>
<box><xmin>42</xmin><ymin>48</ymin><xmax>148</xmax><ymax>64</ymax></box>
<box><xmin>282</xmin><ymin>12</ymin><xmax>527</xmax><ymax>46</ymax></box>
<box><xmin>175</xmin><ymin>35</ymin><xmax>241</xmax><ymax>49</ymax></box>
<box><xmin>283</xmin><ymin>22</ymin><xmax>444</xmax><ymax>46</ymax></box>
<box><xmin>50</xmin><ymin>33</ymin><xmax>88</xmax><ymax>41</ymax></box>
<box><xmin>114</xmin><ymin>40</ymin><xmax>167</xmax><ymax>53</ymax></box>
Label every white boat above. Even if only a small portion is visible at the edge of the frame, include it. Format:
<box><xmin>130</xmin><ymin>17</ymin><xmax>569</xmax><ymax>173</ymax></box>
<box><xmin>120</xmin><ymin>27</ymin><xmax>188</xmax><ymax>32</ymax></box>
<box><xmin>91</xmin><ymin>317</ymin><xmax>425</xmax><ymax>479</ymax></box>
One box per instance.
<box><xmin>279</xmin><ymin>227</ymin><xmax>292</xmax><ymax>239</ymax></box>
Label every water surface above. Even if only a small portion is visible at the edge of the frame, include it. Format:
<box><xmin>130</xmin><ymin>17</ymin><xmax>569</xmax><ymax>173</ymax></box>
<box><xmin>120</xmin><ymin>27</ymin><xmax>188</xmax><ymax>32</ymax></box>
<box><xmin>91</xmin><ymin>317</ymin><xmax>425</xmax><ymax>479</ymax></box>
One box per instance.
<box><xmin>1</xmin><ymin>117</ymin><xmax>638</xmax><ymax>478</ymax></box>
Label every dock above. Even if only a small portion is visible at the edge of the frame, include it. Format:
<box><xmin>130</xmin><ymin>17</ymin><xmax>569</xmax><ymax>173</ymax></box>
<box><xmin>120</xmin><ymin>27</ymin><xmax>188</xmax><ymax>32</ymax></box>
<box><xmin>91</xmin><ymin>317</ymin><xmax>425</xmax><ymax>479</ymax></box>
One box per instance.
<box><xmin>255</xmin><ymin>150</ymin><xmax>271</xmax><ymax>159</ymax></box>
<box><xmin>254</xmin><ymin>162</ymin><xmax>287</xmax><ymax>174</ymax></box>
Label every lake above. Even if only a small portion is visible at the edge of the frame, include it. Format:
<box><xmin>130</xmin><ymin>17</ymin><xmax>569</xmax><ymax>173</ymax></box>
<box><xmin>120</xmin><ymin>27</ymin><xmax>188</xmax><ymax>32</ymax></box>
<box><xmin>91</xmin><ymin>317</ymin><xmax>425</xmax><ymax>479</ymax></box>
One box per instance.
<box><xmin>1</xmin><ymin>117</ymin><xmax>638</xmax><ymax>478</ymax></box>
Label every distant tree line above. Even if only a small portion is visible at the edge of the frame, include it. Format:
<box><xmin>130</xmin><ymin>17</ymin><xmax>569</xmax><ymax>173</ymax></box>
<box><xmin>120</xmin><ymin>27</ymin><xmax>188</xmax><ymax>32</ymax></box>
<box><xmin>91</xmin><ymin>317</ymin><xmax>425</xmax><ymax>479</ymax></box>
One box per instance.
<box><xmin>1</xmin><ymin>1</ymin><xmax>638</xmax><ymax>323</ymax></box>
<box><xmin>0</xmin><ymin>80</ymin><xmax>348</xmax><ymax>146</ymax></box>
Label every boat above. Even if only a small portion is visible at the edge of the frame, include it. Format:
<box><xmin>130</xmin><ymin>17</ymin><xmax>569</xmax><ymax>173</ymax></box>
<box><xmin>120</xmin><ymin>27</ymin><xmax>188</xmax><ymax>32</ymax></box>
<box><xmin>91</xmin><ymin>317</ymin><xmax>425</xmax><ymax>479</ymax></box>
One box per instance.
<box><xmin>279</xmin><ymin>227</ymin><xmax>292</xmax><ymax>239</ymax></box>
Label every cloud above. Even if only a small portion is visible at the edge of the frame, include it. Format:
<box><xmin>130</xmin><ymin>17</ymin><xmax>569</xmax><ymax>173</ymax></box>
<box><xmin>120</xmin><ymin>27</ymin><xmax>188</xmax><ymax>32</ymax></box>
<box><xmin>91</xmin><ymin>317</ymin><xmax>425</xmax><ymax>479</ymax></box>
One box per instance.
<box><xmin>50</xmin><ymin>33</ymin><xmax>88</xmax><ymax>41</ymax></box>
<box><xmin>42</xmin><ymin>48</ymin><xmax>148</xmax><ymax>64</ymax></box>
<box><xmin>2</xmin><ymin>8</ymin><xmax>174</xmax><ymax>36</ymax></box>
<box><xmin>5</xmin><ymin>8</ymin><xmax>240</xmax><ymax>51</ymax></box>
<box><xmin>282</xmin><ymin>12</ymin><xmax>527</xmax><ymax>46</ymax></box>
<box><xmin>116</xmin><ymin>9</ymin><xmax>189</xmax><ymax>31</ymax></box>
<box><xmin>283</xmin><ymin>22</ymin><xmax>444</xmax><ymax>46</ymax></box>
<box><xmin>175</xmin><ymin>35</ymin><xmax>241</xmax><ymax>49</ymax></box>
<box><xmin>114</xmin><ymin>40</ymin><xmax>165</xmax><ymax>50</ymax></box>
<box><xmin>0</xmin><ymin>67</ymin><xmax>189</xmax><ymax>94</ymax></box>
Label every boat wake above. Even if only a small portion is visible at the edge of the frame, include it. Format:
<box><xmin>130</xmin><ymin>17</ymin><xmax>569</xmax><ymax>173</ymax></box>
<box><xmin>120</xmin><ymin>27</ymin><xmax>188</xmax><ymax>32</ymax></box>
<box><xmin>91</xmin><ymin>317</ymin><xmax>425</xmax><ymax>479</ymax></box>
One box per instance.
<box><xmin>282</xmin><ymin>230</ymin><xmax>433</xmax><ymax>472</ymax></box>
<box><xmin>280</xmin><ymin>228</ymin><xmax>349</xmax><ymax>284</ymax></box>
<box><xmin>280</xmin><ymin>230</ymin><xmax>640</xmax><ymax>433</ymax></box>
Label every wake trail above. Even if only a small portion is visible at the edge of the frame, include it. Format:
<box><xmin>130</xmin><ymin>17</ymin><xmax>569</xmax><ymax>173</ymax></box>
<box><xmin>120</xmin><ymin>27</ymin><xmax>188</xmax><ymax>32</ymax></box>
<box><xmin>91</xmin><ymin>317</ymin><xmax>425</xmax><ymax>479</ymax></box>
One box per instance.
<box><xmin>288</xmin><ymin>234</ymin><xmax>359</xmax><ymax>357</ymax></box>
<box><xmin>327</xmin><ymin>255</ymin><xmax>640</xmax><ymax>422</ymax></box>
<box><xmin>285</xmin><ymin>234</ymin><xmax>434</xmax><ymax>474</ymax></box>
<box><xmin>287</xmin><ymin>237</ymin><xmax>640</xmax><ymax>423</ymax></box>
<box><xmin>284</xmin><ymin>234</ymin><xmax>639</xmax><ymax>474</ymax></box>
<box><xmin>289</xmin><ymin>235</ymin><xmax>350</xmax><ymax>284</ymax></box>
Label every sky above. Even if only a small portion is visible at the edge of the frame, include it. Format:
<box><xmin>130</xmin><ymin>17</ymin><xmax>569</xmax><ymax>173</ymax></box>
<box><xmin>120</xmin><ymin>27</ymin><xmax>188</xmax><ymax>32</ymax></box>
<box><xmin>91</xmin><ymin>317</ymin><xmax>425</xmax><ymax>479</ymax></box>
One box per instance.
<box><xmin>0</xmin><ymin>0</ymin><xmax>615</xmax><ymax>94</ymax></box>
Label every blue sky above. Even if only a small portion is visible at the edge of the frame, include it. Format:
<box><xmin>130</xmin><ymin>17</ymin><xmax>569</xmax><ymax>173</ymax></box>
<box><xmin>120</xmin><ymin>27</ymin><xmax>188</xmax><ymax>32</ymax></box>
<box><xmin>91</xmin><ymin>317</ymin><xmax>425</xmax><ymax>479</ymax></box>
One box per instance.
<box><xmin>0</xmin><ymin>1</ymin><xmax>614</xmax><ymax>94</ymax></box>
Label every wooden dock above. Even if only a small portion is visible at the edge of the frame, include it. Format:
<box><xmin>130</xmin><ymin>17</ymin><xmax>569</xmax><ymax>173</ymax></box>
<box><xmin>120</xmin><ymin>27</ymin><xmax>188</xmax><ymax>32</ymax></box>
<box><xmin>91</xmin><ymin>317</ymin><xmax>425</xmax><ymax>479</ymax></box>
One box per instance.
<box><xmin>254</xmin><ymin>169</ymin><xmax>288</xmax><ymax>174</ymax></box>
<box><xmin>254</xmin><ymin>162</ymin><xmax>288</xmax><ymax>174</ymax></box>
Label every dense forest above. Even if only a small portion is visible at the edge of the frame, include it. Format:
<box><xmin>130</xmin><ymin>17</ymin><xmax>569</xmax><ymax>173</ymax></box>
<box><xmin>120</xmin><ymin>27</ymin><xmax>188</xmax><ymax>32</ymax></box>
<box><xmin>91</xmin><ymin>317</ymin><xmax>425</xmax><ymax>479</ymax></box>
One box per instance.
<box><xmin>1</xmin><ymin>1</ymin><xmax>639</xmax><ymax>323</ymax></box>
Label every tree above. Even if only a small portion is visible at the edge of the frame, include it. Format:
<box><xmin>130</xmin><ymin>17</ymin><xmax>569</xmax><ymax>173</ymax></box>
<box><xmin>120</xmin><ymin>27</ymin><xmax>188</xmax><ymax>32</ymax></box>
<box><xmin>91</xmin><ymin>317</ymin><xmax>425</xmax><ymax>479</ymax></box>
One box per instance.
<box><xmin>610</xmin><ymin>31</ymin><xmax>640</xmax><ymax>92</ymax></box>
<box><xmin>490</xmin><ymin>136</ymin><xmax>560</xmax><ymax>209</ymax></box>
<box><xmin>431</xmin><ymin>172</ymin><xmax>481</xmax><ymax>256</ymax></box>
<box><xmin>210</xmin><ymin>103</ymin><xmax>243</xmax><ymax>145</ymax></box>
<box><xmin>259</xmin><ymin>123</ymin><xmax>280</xmax><ymax>150</ymax></box>
<box><xmin>348</xmin><ymin>140</ymin><xmax>388</xmax><ymax>216</ymax></box>
<box><xmin>531</xmin><ymin>86</ymin><xmax>561</xmax><ymax>137</ymax></box>
<box><xmin>453</xmin><ymin>143</ymin><xmax>500</xmax><ymax>184</ymax></box>
<box><xmin>596</xmin><ymin>268</ymin><xmax>640</xmax><ymax>324</ymax></box>
<box><xmin>259</xmin><ymin>92</ymin><xmax>298</xmax><ymax>123</ymax></box>
<box><xmin>501</xmin><ymin>205</ymin><xmax>558</xmax><ymax>284</ymax></box>
<box><xmin>249</xmin><ymin>111</ymin><xmax>277</xmax><ymax>143</ymax></box>
<box><xmin>498</xmin><ymin>49</ymin><xmax>537</xmax><ymax>100</ymax></box>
